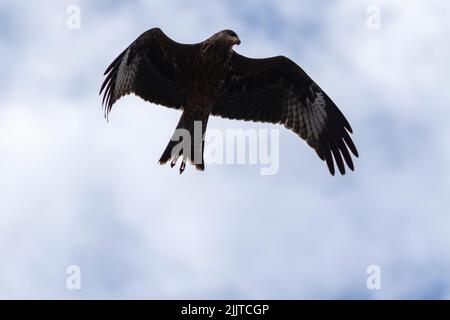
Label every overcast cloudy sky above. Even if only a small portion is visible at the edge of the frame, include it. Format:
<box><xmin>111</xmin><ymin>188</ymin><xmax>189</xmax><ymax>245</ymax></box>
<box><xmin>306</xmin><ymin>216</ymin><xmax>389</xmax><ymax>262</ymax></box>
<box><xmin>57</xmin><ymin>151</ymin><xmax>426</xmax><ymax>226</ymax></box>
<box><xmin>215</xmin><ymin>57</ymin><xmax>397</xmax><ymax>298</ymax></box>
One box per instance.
<box><xmin>0</xmin><ymin>0</ymin><xmax>450</xmax><ymax>299</ymax></box>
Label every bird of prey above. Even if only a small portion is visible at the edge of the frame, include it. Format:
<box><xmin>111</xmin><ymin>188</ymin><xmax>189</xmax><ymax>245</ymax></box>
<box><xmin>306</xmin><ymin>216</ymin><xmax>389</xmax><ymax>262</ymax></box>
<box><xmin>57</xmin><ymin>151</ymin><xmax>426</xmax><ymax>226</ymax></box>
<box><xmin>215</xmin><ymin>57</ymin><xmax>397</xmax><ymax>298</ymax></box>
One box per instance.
<box><xmin>100</xmin><ymin>28</ymin><xmax>358</xmax><ymax>175</ymax></box>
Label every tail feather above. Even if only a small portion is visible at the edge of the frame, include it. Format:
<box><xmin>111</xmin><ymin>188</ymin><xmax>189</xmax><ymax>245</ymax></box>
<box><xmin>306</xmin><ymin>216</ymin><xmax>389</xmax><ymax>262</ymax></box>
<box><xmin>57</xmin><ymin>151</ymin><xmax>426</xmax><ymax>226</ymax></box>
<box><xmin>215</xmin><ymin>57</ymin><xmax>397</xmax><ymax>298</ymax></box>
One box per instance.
<box><xmin>159</xmin><ymin>109</ymin><xmax>209</xmax><ymax>173</ymax></box>
<box><xmin>158</xmin><ymin>140</ymin><xmax>181</xmax><ymax>165</ymax></box>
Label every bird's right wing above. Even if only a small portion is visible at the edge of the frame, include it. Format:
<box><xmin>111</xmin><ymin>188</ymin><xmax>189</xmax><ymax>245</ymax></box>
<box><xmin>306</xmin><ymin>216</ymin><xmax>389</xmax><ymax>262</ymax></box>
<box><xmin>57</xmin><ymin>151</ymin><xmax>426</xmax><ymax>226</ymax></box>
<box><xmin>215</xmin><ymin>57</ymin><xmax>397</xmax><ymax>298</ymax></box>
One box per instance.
<box><xmin>100</xmin><ymin>28</ymin><xmax>201</xmax><ymax>118</ymax></box>
<box><xmin>212</xmin><ymin>52</ymin><xmax>358</xmax><ymax>175</ymax></box>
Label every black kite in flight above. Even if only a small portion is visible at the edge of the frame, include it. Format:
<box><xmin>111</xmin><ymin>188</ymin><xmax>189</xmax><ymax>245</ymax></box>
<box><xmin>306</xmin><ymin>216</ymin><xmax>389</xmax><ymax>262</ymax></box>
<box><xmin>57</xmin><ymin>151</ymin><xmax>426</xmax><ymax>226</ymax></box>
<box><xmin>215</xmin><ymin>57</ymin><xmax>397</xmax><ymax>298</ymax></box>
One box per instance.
<box><xmin>100</xmin><ymin>28</ymin><xmax>358</xmax><ymax>175</ymax></box>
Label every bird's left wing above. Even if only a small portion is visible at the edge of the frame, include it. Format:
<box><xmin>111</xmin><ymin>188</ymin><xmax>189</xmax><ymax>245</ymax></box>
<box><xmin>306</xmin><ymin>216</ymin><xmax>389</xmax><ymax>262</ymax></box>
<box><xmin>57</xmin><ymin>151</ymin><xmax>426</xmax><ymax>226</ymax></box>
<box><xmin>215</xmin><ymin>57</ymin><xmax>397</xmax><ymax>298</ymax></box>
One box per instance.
<box><xmin>212</xmin><ymin>52</ymin><xmax>358</xmax><ymax>175</ymax></box>
<box><xmin>100</xmin><ymin>28</ymin><xmax>201</xmax><ymax>118</ymax></box>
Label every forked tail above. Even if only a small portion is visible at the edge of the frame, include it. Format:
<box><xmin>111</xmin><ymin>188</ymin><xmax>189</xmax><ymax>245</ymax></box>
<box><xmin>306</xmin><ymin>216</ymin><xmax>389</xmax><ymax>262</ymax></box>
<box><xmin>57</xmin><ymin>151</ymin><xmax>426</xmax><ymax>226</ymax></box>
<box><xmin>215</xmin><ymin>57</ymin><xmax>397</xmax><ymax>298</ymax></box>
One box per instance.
<box><xmin>158</xmin><ymin>109</ymin><xmax>209</xmax><ymax>174</ymax></box>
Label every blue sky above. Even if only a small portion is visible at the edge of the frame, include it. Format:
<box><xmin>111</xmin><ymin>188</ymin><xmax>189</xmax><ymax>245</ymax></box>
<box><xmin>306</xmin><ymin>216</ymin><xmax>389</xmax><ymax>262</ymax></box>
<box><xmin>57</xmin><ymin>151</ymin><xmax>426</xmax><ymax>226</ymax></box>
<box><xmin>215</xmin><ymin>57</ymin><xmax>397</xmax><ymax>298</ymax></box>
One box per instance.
<box><xmin>0</xmin><ymin>0</ymin><xmax>450</xmax><ymax>299</ymax></box>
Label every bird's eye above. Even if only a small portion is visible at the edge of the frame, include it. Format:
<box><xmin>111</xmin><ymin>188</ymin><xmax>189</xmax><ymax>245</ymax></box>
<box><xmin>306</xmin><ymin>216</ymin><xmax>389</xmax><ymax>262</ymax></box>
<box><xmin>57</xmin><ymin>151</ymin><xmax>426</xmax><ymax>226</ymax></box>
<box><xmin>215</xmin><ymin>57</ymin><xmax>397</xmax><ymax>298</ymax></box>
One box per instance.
<box><xmin>228</xmin><ymin>31</ymin><xmax>237</xmax><ymax>37</ymax></box>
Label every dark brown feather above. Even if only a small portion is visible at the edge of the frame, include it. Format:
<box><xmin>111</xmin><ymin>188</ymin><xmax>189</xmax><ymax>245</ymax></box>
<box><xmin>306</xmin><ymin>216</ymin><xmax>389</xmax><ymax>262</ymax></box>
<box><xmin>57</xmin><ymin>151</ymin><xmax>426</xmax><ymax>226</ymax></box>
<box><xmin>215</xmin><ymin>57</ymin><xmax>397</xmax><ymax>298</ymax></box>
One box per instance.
<box><xmin>212</xmin><ymin>52</ymin><xmax>358</xmax><ymax>175</ymax></box>
<box><xmin>99</xmin><ymin>28</ymin><xmax>202</xmax><ymax>118</ymax></box>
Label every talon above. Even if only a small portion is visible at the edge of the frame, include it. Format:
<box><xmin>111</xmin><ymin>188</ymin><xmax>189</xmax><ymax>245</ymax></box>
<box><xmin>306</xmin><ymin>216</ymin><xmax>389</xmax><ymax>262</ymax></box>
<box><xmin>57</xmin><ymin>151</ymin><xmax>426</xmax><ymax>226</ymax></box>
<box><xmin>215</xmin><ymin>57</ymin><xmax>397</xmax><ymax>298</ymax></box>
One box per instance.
<box><xmin>170</xmin><ymin>155</ymin><xmax>179</xmax><ymax>168</ymax></box>
<box><xmin>179</xmin><ymin>159</ymin><xmax>186</xmax><ymax>174</ymax></box>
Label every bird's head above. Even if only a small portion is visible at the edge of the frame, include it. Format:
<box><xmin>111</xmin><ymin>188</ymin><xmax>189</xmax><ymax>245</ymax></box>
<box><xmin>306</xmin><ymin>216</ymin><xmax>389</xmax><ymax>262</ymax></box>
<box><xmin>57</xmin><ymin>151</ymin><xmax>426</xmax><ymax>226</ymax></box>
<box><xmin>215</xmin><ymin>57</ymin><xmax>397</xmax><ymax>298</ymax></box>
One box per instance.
<box><xmin>211</xmin><ymin>29</ymin><xmax>241</xmax><ymax>48</ymax></box>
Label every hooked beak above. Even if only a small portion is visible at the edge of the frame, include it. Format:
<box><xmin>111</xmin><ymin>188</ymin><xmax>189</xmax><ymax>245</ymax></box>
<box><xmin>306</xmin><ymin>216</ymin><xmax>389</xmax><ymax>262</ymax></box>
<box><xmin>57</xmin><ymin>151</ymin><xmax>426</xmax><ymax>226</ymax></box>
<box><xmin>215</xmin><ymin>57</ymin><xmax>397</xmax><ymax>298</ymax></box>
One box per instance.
<box><xmin>235</xmin><ymin>37</ymin><xmax>241</xmax><ymax>45</ymax></box>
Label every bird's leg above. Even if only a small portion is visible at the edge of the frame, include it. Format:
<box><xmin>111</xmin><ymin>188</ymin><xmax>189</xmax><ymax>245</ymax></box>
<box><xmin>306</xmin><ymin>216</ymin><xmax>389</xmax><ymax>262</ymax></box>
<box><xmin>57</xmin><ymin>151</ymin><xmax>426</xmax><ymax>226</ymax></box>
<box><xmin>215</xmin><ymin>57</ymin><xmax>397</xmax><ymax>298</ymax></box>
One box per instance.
<box><xmin>170</xmin><ymin>154</ymin><xmax>180</xmax><ymax>168</ymax></box>
<box><xmin>179</xmin><ymin>157</ymin><xmax>187</xmax><ymax>174</ymax></box>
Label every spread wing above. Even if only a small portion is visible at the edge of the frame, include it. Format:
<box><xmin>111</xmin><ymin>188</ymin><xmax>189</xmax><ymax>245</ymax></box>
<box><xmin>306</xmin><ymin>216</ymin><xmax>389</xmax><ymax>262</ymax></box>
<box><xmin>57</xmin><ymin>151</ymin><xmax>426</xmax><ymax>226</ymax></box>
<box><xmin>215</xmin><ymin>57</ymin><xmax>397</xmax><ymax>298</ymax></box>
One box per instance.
<box><xmin>100</xmin><ymin>28</ymin><xmax>201</xmax><ymax>119</ymax></box>
<box><xmin>212</xmin><ymin>52</ymin><xmax>359</xmax><ymax>175</ymax></box>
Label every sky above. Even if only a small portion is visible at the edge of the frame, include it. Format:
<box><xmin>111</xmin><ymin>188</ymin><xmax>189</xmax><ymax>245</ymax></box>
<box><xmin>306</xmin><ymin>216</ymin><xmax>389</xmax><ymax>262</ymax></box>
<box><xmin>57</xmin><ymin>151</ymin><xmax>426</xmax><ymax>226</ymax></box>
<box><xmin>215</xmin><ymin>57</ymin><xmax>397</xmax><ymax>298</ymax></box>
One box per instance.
<box><xmin>0</xmin><ymin>0</ymin><xmax>450</xmax><ymax>299</ymax></box>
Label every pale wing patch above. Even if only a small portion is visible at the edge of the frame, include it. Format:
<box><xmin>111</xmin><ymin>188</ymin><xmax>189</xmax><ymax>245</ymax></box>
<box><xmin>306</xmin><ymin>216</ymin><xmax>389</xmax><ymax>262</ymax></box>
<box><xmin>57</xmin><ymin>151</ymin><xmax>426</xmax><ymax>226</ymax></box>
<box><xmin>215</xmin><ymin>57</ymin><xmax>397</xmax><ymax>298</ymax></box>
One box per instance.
<box><xmin>113</xmin><ymin>48</ymin><xmax>140</xmax><ymax>102</ymax></box>
<box><xmin>305</xmin><ymin>91</ymin><xmax>327</xmax><ymax>140</ymax></box>
<box><xmin>283</xmin><ymin>86</ymin><xmax>328</xmax><ymax>141</ymax></box>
